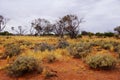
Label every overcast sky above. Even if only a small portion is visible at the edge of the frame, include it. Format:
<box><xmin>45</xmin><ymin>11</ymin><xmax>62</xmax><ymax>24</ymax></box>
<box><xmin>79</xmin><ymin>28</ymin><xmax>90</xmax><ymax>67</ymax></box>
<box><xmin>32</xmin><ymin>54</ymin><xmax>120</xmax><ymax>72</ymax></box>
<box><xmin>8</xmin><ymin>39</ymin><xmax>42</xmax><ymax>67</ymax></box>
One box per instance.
<box><xmin>0</xmin><ymin>0</ymin><xmax>120</xmax><ymax>33</ymax></box>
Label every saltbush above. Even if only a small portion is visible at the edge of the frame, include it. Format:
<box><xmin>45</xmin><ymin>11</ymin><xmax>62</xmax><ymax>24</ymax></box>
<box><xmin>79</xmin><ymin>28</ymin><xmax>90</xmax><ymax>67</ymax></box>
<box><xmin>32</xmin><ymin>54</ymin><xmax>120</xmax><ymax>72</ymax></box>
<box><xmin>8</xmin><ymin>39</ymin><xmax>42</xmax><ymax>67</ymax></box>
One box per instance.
<box><xmin>101</xmin><ymin>43</ymin><xmax>113</xmax><ymax>50</ymax></box>
<box><xmin>18</xmin><ymin>40</ymin><xmax>32</xmax><ymax>46</ymax></box>
<box><xmin>2</xmin><ymin>43</ymin><xmax>21</xmax><ymax>58</ymax></box>
<box><xmin>113</xmin><ymin>44</ymin><xmax>120</xmax><ymax>58</ymax></box>
<box><xmin>34</xmin><ymin>43</ymin><xmax>55</xmax><ymax>52</ymax></box>
<box><xmin>68</xmin><ymin>42</ymin><xmax>91</xmax><ymax>58</ymax></box>
<box><xmin>44</xmin><ymin>54</ymin><xmax>56</xmax><ymax>63</ymax></box>
<box><xmin>114</xmin><ymin>45</ymin><xmax>120</xmax><ymax>52</ymax></box>
<box><xmin>56</xmin><ymin>40</ymin><xmax>69</xmax><ymax>49</ymax></box>
<box><xmin>86</xmin><ymin>54</ymin><xmax>117</xmax><ymax>69</ymax></box>
<box><xmin>7</xmin><ymin>56</ymin><xmax>43</xmax><ymax>77</ymax></box>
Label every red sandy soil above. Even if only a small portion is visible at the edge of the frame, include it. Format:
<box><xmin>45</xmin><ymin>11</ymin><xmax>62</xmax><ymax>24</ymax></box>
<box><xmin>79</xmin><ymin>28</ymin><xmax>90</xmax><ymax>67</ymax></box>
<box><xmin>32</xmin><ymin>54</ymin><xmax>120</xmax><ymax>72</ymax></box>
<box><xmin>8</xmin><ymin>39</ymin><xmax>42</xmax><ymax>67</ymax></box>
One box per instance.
<box><xmin>0</xmin><ymin>58</ymin><xmax>120</xmax><ymax>80</ymax></box>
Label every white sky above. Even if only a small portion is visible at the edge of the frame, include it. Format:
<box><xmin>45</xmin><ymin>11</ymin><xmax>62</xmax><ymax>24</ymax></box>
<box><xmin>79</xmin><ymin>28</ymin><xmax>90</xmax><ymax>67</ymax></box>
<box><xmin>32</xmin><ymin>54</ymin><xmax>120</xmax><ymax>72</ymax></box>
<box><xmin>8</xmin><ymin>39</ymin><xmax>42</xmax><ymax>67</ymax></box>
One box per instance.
<box><xmin>0</xmin><ymin>0</ymin><xmax>120</xmax><ymax>33</ymax></box>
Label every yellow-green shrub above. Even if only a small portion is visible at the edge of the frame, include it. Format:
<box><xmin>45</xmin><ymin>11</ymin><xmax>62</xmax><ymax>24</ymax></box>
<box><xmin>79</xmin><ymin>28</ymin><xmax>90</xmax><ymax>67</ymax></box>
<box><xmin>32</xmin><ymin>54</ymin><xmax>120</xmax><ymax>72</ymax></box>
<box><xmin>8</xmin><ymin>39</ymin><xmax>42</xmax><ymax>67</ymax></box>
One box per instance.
<box><xmin>2</xmin><ymin>43</ymin><xmax>21</xmax><ymax>58</ymax></box>
<box><xmin>7</xmin><ymin>56</ymin><xmax>43</xmax><ymax>77</ymax></box>
<box><xmin>34</xmin><ymin>42</ymin><xmax>55</xmax><ymax>52</ymax></box>
<box><xmin>86</xmin><ymin>54</ymin><xmax>117</xmax><ymax>69</ymax></box>
<box><xmin>56</xmin><ymin>40</ymin><xmax>69</xmax><ymax>49</ymax></box>
<box><xmin>68</xmin><ymin>42</ymin><xmax>91</xmax><ymax>58</ymax></box>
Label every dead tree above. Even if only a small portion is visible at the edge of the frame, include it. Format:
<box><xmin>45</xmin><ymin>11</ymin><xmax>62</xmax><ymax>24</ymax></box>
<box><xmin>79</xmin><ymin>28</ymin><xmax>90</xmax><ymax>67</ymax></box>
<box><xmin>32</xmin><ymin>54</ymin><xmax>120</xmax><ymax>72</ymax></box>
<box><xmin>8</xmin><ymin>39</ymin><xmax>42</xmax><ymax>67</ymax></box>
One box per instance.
<box><xmin>114</xmin><ymin>26</ymin><xmax>120</xmax><ymax>35</ymax></box>
<box><xmin>31</xmin><ymin>18</ymin><xmax>52</xmax><ymax>35</ymax></box>
<box><xmin>0</xmin><ymin>15</ymin><xmax>9</xmax><ymax>32</ymax></box>
<box><xmin>11</xmin><ymin>26</ymin><xmax>26</xmax><ymax>35</ymax></box>
<box><xmin>60</xmin><ymin>14</ymin><xmax>84</xmax><ymax>39</ymax></box>
<box><xmin>30</xmin><ymin>23</ymin><xmax>36</xmax><ymax>35</ymax></box>
<box><xmin>53</xmin><ymin>21</ymin><xmax>66</xmax><ymax>38</ymax></box>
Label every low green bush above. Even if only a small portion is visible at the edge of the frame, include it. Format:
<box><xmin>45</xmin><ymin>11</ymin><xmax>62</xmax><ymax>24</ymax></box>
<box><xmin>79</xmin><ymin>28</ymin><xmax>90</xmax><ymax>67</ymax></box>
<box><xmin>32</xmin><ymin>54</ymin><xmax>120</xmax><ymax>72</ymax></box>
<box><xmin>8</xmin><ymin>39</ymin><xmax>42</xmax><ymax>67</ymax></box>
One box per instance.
<box><xmin>115</xmin><ymin>35</ymin><xmax>120</xmax><ymax>39</ymax></box>
<box><xmin>86</xmin><ymin>54</ymin><xmax>117</xmax><ymax>69</ymax></box>
<box><xmin>113</xmin><ymin>45</ymin><xmax>120</xmax><ymax>58</ymax></box>
<box><xmin>77</xmin><ymin>34</ymin><xmax>82</xmax><ymax>38</ymax></box>
<box><xmin>45</xmin><ymin>54</ymin><xmax>56</xmax><ymax>63</ymax></box>
<box><xmin>114</xmin><ymin>45</ymin><xmax>120</xmax><ymax>52</ymax></box>
<box><xmin>0</xmin><ymin>31</ymin><xmax>13</xmax><ymax>36</ymax></box>
<box><xmin>95</xmin><ymin>32</ymin><xmax>104</xmax><ymax>37</ymax></box>
<box><xmin>34</xmin><ymin>42</ymin><xmax>55</xmax><ymax>52</ymax></box>
<box><xmin>101</xmin><ymin>43</ymin><xmax>113</xmax><ymax>50</ymax></box>
<box><xmin>56</xmin><ymin>40</ymin><xmax>69</xmax><ymax>49</ymax></box>
<box><xmin>7</xmin><ymin>56</ymin><xmax>43</xmax><ymax>77</ymax></box>
<box><xmin>2</xmin><ymin>43</ymin><xmax>21</xmax><ymax>58</ymax></box>
<box><xmin>103</xmin><ymin>32</ymin><xmax>114</xmax><ymax>37</ymax></box>
<box><xmin>17</xmin><ymin>40</ymin><xmax>32</xmax><ymax>46</ymax></box>
<box><xmin>68</xmin><ymin>42</ymin><xmax>91</xmax><ymax>58</ymax></box>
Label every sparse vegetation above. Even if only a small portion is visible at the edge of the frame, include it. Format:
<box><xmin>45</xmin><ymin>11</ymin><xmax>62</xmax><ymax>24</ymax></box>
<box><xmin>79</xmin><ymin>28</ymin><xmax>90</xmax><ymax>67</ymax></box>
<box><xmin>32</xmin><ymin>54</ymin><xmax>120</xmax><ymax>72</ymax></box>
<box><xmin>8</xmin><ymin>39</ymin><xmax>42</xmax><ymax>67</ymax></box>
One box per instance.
<box><xmin>0</xmin><ymin>35</ymin><xmax>119</xmax><ymax>79</ymax></box>
<box><xmin>17</xmin><ymin>40</ymin><xmax>32</xmax><ymax>46</ymax></box>
<box><xmin>0</xmin><ymin>0</ymin><xmax>120</xmax><ymax>79</ymax></box>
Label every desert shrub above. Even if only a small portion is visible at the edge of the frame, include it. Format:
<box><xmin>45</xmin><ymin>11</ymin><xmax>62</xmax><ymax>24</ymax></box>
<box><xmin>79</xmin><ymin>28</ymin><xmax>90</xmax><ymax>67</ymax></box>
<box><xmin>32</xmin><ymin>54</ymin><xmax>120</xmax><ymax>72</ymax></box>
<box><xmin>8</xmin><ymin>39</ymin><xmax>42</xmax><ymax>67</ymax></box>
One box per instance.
<box><xmin>115</xmin><ymin>35</ymin><xmax>120</xmax><ymax>39</ymax></box>
<box><xmin>114</xmin><ymin>44</ymin><xmax>120</xmax><ymax>52</ymax></box>
<box><xmin>95</xmin><ymin>40</ymin><xmax>110</xmax><ymax>46</ymax></box>
<box><xmin>81</xmin><ymin>31</ymin><xmax>88</xmax><ymax>35</ymax></box>
<box><xmin>113</xmin><ymin>44</ymin><xmax>120</xmax><ymax>58</ymax></box>
<box><xmin>77</xmin><ymin>34</ymin><xmax>82</xmax><ymax>38</ymax></box>
<box><xmin>2</xmin><ymin>43</ymin><xmax>21</xmax><ymax>58</ymax></box>
<box><xmin>95</xmin><ymin>32</ymin><xmax>114</xmax><ymax>37</ymax></box>
<box><xmin>56</xmin><ymin>40</ymin><xmax>69</xmax><ymax>49</ymax></box>
<box><xmin>0</xmin><ymin>31</ymin><xmax>13</xmax><ymax>36</ymax></box>
<box><xmin>43</xmin><ymin>67</ymin><xmax>57</xmax><ymax>79</ymax></box>
<box><xmin>92</xmin><ymin>41</ymin><xmax>114</xmax><ymax>50</ymax></box>
<box><xmin>88</xmin><ymin>32</ymin><xmax>94</xmax><ymax>38</ymax></box>
<box><xmin>90</xmin><ymin>40</ymin><xmax>101</xmax><ymax>46</ymax></box>
<box><xmin>34</xmin><ymin>43</ymin><xmax>55</xmax><ymax>52</ymax></box>
<box><xmin>17</xmin><ymin>40</ymin><xmax>32</xmax><ymax>46</ymax></box>
<box><xmin>88</xmin><ymin>40</ymin><xmax>104</xmax><ymax>46</ymax></box>
<box><xmin>103</xmin><ymin>32</ymin><xmax>114</xmax><ymax>37</ymax></box>
<box><xmin>94</xmin><ymin>40</ymin><xmax>108</xmax><ymax>47</ymax></box>
<box><xmin>86</xmin><ymin>41</ymin><xmax>98</xmax><ymax>47</ymax></box>
<box><xmin>7</xmin><ymin>56</ymin><xmax>43</xmax><ymax>77</ymax></box>
<box><xmin>44</xmin><ymin>53</ymin><xmax>57</xmax><ymax>63</ymax></box>
<box><xmin>86</xmin><ymin>54</ymin><xmax>117</xmax><ymax>69</ymax></box>
<box><xmin>95</xmin><ymin>32</ymin><xmax>104</xmax><ymax>37</ymax></box>
<box><xmin>101</xmin><ymin>43</ymin><xmax>113</xmax><ymax>50</ymax></box>
<box><xmin>68</xmin><ymin>42</ymin><xmax>91</xmax><ymax>58</ymax></box>
<box><xmin>81</xmin><ymin>31</ymin><xmax>94</xmax><ymax>36</ymax></box>
<box><xmin>110</xmin><ymin>41</ymin><xmax>118</xmax><ymax>46</ymax></box>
